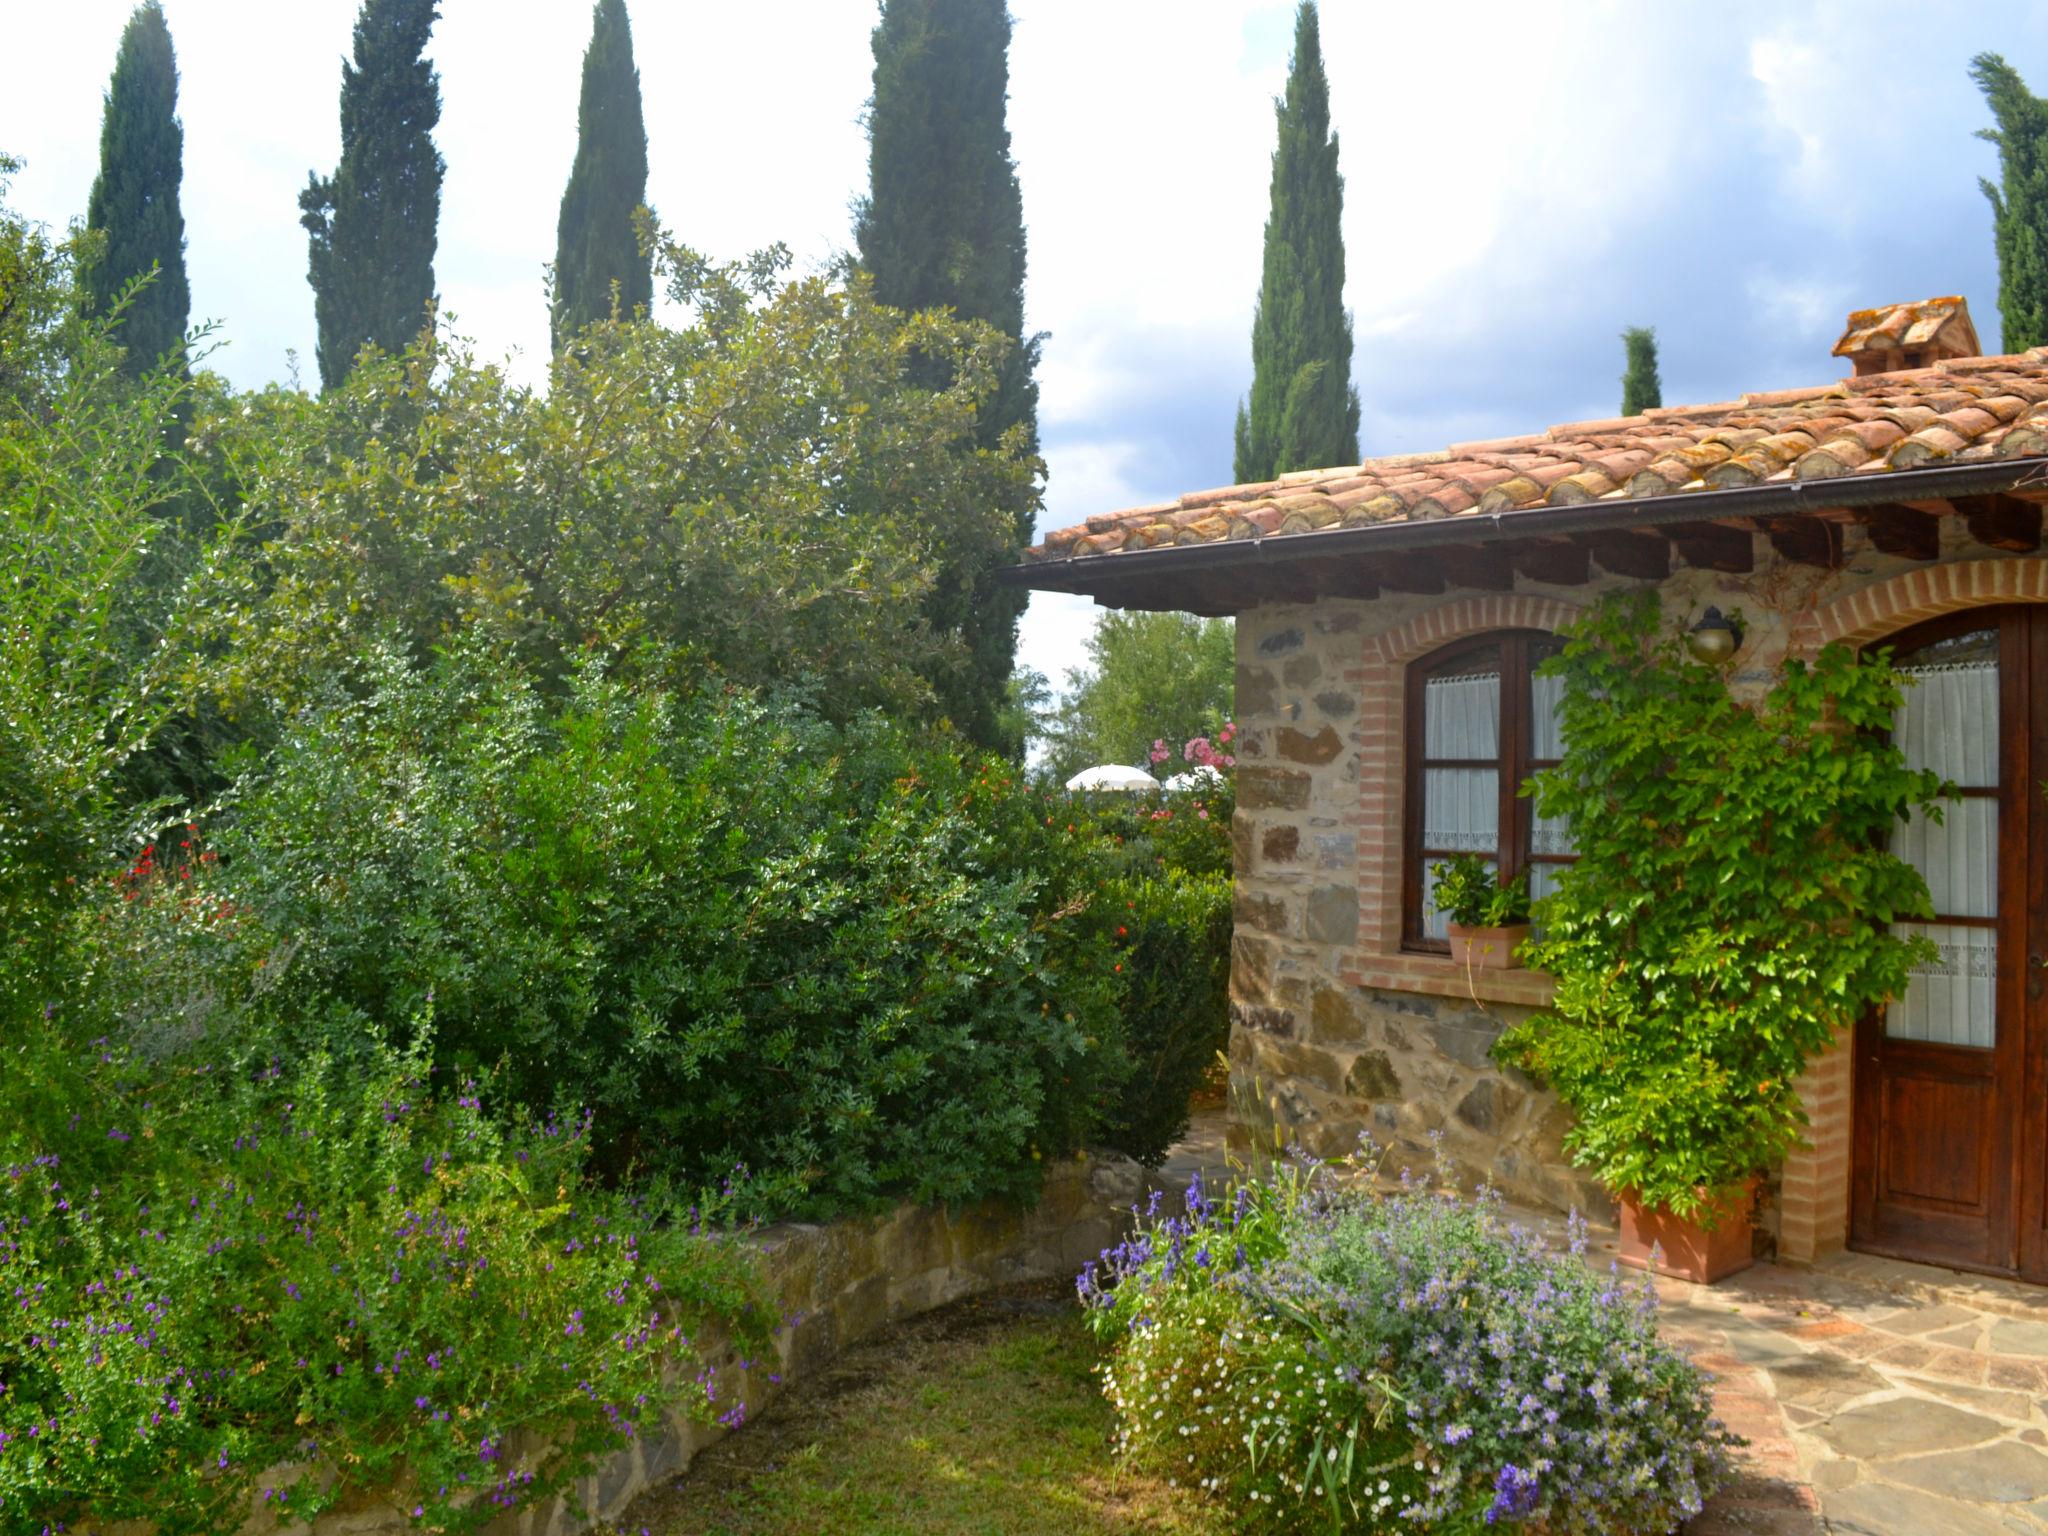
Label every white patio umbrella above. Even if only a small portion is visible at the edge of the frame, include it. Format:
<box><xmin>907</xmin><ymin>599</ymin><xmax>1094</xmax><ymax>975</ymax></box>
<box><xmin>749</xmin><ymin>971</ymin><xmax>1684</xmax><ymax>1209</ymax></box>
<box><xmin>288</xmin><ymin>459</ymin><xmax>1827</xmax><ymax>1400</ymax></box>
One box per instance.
<box><xmin>1163</xmin><ymin>766</ymin><xmax>1226</xmax><ymax>792</ymax></box>
<box><xmin>1064</xmin><ymin>763</ymin><xmax>1161</xmax><ymax>793</ymax></box>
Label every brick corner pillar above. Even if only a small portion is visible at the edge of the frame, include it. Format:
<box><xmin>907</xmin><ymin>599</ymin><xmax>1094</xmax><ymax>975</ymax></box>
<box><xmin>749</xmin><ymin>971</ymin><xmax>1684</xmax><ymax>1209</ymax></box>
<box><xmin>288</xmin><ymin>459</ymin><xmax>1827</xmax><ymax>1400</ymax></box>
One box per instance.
<box><xmin>1778</xmin><ymin>1030</ymin><xmax>1854</xmax><ymax>1265</ymax></box>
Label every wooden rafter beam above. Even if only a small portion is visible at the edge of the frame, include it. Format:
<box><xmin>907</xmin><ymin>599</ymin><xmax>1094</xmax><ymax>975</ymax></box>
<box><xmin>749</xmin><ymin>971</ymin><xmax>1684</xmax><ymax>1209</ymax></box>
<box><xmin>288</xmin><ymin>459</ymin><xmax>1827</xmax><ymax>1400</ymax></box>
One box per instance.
<box><xmin>1512</xmin><ymin>539</ymin><xmax>1591</xmax><ymax>586</ymax></box>
<box><xmin>1757</xmin><ymin>515</ymin><xmax>1844</xmax><ymax>570</ymax></box>
<box><xmin>1956</xmin><ymin>493</ymin><xmax>2043</xmax><ymax>553</ymax></box>
<box><xmin>1577</xmin><ymin>530</ymin><xmax>1669</xmax><ymax>580</ymax></box>
<box><xmin>1435</xmin><ymin>547</ymin><xmax>1514</xmax><ymax>592</ymax></box>
<box><xmin>1376</xmin><ymin>556</ymin><xmax>1446</xmax><ymax>595</ymax></box>
<box><xmin>1666</xmin><ymin>521</ymin><xmax>1754</xmax><ymax>574</ymax></box>
<box><xmin>1250</xmin><ymin>566</ymin><xmax>1323</xmax><ymax>606</ymax></box>
<box><xmin>1320</xmin><ymin>564</ymin><xmax>1381</xmax><ymax>601</ymax></box>
<box><xmin>1841</xmin><ymin>502</ymin><xmax>1943</xmax><ymax>562</ymax></box>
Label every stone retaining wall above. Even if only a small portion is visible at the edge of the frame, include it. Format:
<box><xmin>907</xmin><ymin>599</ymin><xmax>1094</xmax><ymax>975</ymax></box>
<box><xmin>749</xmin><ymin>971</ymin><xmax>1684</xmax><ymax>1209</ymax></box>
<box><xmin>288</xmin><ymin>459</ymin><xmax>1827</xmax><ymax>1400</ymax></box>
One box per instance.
<box><xmin>102</xmin><ymin>1155</ymin><xmax>1142</xmax><ymax>1536</ymax></box>
<box><xmin>503</xmin><ymin>1152</ymin><xmax>1142</xmax><ymax>1535</ymax></box>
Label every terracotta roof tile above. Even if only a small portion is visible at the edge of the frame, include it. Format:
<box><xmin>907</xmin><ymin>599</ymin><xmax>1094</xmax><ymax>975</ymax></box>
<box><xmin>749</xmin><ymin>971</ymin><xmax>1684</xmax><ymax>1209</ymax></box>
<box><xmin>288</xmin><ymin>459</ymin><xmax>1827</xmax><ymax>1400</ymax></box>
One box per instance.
<box><xmin>1023</xmin><ymin>300</ymin><xmax>2048</xmax><ymax>567</ymax></box>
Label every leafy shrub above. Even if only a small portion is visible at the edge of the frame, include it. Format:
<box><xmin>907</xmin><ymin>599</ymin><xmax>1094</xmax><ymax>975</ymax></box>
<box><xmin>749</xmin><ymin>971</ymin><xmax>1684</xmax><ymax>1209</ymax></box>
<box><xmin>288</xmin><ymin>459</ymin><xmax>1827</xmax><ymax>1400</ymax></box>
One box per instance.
<box><xmin>1082</xmin><ymin>1155</ymin><xmax>1735</xmax><ymax>1532</ymax></box>
<box><xmin>1084</xmin><ymin>780</ymin><xmax>1235</xmax><ymax>882</ymax></box>
<box><xmin>175</xmin><ymin>645</ymin><xmax>1126</xmax><ymax>1217</ymax></box>
<box><xmin>1096</xmin><ymin>867</ymin><xmax>1232</xmax><ymax>1165</ymax></box>
<box><xmin>1056</xmin><ymin>776</ymin><xmax>1233</xmax><ymax>1163</ymax></box>
<box><xmin>1428</xmin><ymin>854</ymin><xmax>1529</xmax><ymax>928</ymax></box>
<box><xmin>0</xmin><ymin>270</ymin><xmax>237</xmax><ymax>1015</ymax></box>
<box><xmin>1498</xmin><ymin>592</ymin><xmax>1947</xmax><ymax>1217</ymax></box>
<box><xmin>0</xmin><ymin>1021</ymin><xmax>768</xmax><ymax>1534</ymax></box>
<box><xmin>201</xmin><ymin>238</ymin><xmax>1033</xmax><ymax>744</ymax></box>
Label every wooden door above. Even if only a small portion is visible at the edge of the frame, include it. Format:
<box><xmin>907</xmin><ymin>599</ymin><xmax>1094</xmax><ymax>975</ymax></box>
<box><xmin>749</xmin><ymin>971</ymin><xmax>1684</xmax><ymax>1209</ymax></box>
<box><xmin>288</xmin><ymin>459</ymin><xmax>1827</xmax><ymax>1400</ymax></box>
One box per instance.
<box><xmin>1852</xmin><ymin>608</ymin><xmax>2037</xmax><ymax>1278</ymax></box>
<box><xmin>2023</xmin><ymin>614</ymin><xmax>2048</xmax><ymax>1282</ymax></box>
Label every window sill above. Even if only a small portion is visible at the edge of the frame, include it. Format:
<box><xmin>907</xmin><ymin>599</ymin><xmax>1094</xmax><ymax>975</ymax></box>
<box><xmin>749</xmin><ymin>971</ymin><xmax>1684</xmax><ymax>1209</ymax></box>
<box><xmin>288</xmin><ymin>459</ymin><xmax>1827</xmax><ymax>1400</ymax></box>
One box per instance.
<box><xmin>1343</xmin><ymin>953</ymin><xmax>1557</xmax><ymax>1008</ymax></box>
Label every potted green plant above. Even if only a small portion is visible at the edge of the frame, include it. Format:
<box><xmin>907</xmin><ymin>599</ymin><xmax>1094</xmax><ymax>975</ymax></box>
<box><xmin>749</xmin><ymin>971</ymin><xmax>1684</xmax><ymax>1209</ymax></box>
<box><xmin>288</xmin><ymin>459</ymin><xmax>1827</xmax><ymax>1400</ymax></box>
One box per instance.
<box><xmin>1430</xmin><ymin>854</ymin><xmax>1531</xmax><ymax>970</ymax></box>
<box><xmin>1495</xmin><ymin>593</ymin><xmax>1946</xmax><ymax>1284</ymax></box>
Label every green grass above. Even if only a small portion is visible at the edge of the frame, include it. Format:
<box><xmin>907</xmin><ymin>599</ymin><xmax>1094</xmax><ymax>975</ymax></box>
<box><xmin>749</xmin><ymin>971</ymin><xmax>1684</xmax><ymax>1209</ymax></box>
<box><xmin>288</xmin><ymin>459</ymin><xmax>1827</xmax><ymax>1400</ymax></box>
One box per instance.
<box><xmin>609</xmin><ymin>1283</ymin><xmax>1226</xmax><ymax>1536</ymax></box>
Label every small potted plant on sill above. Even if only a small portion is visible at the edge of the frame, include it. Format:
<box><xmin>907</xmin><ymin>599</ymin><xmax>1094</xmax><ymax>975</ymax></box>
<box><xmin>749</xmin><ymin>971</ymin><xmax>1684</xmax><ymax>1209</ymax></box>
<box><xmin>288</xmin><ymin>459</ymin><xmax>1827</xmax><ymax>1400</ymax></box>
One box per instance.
<box><xmin>1431</xmin><ymin>854</ymin><xmax>1531</xmax><ymax>970</ymax></box>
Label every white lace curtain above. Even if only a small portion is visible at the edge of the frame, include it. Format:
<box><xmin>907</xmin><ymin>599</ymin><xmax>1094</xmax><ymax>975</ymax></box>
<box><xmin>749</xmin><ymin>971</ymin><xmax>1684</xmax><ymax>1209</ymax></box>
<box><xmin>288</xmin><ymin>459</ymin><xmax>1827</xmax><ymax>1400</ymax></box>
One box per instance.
<box><xmin>1529</xmin><ymin>672</ymin><xmax>1573</xmax><ymax>876</ymax></box>
<box><xmin>1421</xmin><ymin>669</ymin><xmax>1499</xmax><ymax>939</ymax></box>
<box><xmin>1888</xmin><ymin>659</ymin><xmax>1999</xmax><ymax>1048</ymax></box>
<box><xmin>1418</xmin><ymin>665</ymin><xmax>1576</xmax><ymax>938</ymax></box>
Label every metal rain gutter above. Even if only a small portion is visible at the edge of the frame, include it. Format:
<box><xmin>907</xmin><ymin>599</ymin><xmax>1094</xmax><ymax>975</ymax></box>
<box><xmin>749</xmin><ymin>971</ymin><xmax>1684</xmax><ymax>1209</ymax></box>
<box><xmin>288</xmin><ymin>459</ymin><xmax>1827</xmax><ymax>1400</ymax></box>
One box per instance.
<box><xmin>996</xmin><ymin>457</ymin><xmax>2047</xmax><ymax>592</ymax></box>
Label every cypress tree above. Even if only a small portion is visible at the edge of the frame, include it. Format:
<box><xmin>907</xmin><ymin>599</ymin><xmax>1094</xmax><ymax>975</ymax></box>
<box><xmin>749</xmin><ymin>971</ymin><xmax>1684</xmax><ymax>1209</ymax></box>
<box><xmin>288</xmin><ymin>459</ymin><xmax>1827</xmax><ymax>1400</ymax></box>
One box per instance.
<box><xmin>299</xmin><ymin>0</ymin><xmax>444</xmax><ymax>391</ymax></box>
<box><xmin>1621</xmin><ymin>326</ymin><xmax>1661</xmax><ymax>415</ymax></box>
<box><xmin>1234</xmin><ymin>1</ymin><xmax>1358</xmax><ymax>484</ymax></box>
<box><xmin>83</xmin><ymin>2</ymin><xmax>189</xmax><ymax>376</ymax></box>
<box><xmin>1973</xmin><ymin>53</ymin><xmax>2048</xmax><ymax>353</ymax></box>
<box><xmin>856</xmin><ymin>0</ymin><xmax>1038</xmax><ymax>753</ymax></box>
<box><xmin>553</xmin><ymin>0</ymin><xmax>652</xmax><ymax>349</ymax></box>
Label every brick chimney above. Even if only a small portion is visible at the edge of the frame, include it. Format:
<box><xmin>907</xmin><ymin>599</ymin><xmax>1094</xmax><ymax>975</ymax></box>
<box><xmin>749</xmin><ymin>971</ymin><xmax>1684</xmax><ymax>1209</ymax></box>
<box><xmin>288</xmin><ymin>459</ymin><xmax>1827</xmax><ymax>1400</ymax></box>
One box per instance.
<box><xmin>1832</xmin><ymin>296</ymin><xmax>1981</xmax><ymax>376</ymax></box>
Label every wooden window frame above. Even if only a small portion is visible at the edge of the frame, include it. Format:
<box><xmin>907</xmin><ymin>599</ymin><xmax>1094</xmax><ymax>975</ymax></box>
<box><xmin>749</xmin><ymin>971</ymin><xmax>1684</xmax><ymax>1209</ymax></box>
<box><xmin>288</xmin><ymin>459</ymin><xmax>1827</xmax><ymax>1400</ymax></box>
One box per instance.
<box><xmin>1401</xmin><ymin>628</ymin><xmax>1567</xmax><ymax>953</ymax></box>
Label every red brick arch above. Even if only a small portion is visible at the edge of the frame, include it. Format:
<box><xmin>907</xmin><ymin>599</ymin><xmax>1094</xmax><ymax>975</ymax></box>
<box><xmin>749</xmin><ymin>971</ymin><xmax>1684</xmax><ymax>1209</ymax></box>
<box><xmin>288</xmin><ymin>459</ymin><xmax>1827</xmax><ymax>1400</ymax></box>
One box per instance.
<box><xmin>1809</xmin><ymin>557</ymin><xmax>2048</xmax><ymax>649</ymax></box>
<box><xmin>1365</xmin><ymin>593</ymin><xmax>1589</xmax><ymax>665</ymax></box>
<box><xmin>1347</xmin><ymin>594</ymin><xmax>1588</xmax><ymax>954</ymax></box>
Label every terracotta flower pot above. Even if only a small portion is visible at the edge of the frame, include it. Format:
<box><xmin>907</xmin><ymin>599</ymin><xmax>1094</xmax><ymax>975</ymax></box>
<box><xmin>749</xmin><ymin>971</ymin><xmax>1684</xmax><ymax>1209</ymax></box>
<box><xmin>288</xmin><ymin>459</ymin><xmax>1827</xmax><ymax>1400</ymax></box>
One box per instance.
<box><xmin>1446</xmin><ymin>922</ymin><xmax>1530</xmax><ymax>970</ymax></box>
<box><xmin>1616</xmin><ymin>1181</ymin><xmax>1757</xmax><ymax>1285</ymax></box>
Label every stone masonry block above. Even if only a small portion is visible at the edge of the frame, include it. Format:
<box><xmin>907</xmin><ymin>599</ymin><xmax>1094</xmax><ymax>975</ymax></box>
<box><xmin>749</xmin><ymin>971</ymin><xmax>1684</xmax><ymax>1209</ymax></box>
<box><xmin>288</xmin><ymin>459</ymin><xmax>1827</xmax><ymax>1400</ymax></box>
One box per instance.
<box><xmin>1237</xmin><ymin>767</ymin><xmax>1312</xmax><ymax>810</ymax></box>
<box><xmin>1276</xmin><ymin>725</ymin><xmax>1344</xmax><ymax>765</ymax></box>
<box><xmin>1260</xmin><ymin>824</ymin><xmax>1301</xmax><ymax>863</ymax></box>
<box><xmin>1303</xmin><ymin>885</ymin><xmax>1358</xmax><ymax>945</ymax></box>
<box><xmin>1281</xmin><ymin>653</ymin><xmax>1323</xmax><ymax>687</ymax></box>
<box><xmin>1236</xmin><ymin>664</ymin><xmax>1279</xmax><ymax>717</ymax></box>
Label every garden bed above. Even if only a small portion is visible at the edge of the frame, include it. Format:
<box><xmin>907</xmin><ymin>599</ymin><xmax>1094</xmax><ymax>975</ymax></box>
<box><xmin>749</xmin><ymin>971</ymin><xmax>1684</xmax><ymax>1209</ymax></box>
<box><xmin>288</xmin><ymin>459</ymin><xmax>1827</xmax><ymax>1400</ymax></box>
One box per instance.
<box><xmin>604</xmin><ymin>1279</ymin><xmax>1221</xmax><ymax>1536</ymax></box>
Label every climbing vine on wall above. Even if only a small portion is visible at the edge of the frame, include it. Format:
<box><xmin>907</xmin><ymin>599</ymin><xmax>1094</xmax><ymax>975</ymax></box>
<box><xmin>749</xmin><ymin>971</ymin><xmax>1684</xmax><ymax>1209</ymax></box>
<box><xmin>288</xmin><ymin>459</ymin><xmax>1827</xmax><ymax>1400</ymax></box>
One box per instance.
<box><xmin>1496</xmin><ymin>591</ymin><xmax>1948</xmax><ymax>1217</ymax></box>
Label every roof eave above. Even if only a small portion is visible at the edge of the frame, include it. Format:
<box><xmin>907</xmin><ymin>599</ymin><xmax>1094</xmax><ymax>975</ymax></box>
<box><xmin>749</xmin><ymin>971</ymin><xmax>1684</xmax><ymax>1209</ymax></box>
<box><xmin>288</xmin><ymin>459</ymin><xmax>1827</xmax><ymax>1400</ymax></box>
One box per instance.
<box><xmin>1001</xmin><ymin>457</ymin><xmax>2048</xmax><ymax>599</ymax></box>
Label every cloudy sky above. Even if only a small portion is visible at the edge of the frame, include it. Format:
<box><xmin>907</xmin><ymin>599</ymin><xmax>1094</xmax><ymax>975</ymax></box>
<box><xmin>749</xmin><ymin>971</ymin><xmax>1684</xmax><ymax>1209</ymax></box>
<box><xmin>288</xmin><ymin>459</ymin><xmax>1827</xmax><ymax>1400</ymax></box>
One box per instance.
<box><xmin>10</xmin><ymin>1</ymin><xmax>2048</xmax><ymax>691</ymax></box>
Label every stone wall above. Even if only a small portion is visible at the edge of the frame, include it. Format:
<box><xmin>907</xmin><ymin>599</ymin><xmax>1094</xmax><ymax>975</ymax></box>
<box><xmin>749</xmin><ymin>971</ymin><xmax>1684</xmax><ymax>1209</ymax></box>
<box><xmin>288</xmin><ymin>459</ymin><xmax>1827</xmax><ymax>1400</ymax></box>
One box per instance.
<box><xmin>1230</xmin><ymin>982</ymin><xmax>1608</xmax><ymax>1218</ymax></box>
<box><xmin>504</xmin><ymin>1153</ymin><xmax>1141</xmax><ymax>1535</ymax></box>
<box><xmin>99</xmin><ymin>1155</ymin><xmax>1142</xmax><ymax>1536</ymax></box>
<box><xmin>1224</xmin><ymin>534</ymin><xmax>2047</xmax><ymax>1244</ymax></box>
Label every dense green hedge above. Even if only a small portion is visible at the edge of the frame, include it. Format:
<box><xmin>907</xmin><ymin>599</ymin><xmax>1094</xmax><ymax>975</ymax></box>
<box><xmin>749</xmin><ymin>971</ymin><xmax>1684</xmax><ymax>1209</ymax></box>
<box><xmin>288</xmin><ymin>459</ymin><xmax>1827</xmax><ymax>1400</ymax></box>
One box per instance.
<box><xmin>152</xmin><ymin>646</ymin><xmax>1131</xmax><ymax>1216</ymax></box>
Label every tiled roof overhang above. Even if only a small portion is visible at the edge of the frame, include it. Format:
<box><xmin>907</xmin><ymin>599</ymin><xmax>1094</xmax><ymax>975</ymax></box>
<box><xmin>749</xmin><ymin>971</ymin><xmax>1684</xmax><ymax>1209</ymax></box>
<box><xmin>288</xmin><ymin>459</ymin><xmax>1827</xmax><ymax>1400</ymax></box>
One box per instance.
<box><xmin>999</xmin><ymin>457</ymin><xmax>2048</xmax><ymax>616</ymax></box>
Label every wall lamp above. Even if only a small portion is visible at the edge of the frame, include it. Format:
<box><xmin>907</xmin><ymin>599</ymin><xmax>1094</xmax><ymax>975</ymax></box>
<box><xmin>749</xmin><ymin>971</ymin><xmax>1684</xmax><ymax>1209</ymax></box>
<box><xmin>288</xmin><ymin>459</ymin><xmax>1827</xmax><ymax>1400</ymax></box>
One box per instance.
<box><xmin>1686</xmin><ymin>606</ymin><xmax>1744</xmax><ymax>665</ymax></box>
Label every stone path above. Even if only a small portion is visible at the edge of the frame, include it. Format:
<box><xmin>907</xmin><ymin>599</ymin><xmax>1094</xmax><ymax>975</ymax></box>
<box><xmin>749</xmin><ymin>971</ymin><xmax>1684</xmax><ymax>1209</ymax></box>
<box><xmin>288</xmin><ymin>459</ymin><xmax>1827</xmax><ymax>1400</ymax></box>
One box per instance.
<box><xmin>1652</xmin><ymin>1250</ymin><xmax>2048</xmax><ymax>1536</ymax></box>
<box><xmin>1151</xmin><ymin>1114</ymin><xmax>2048</xmax><ymax>1534</ymax></box>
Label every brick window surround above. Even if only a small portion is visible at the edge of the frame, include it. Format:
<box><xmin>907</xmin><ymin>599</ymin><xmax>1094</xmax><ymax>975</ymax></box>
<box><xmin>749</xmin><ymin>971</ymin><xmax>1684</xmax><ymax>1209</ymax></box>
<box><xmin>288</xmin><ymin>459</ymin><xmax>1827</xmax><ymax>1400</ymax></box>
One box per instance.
<box><xmin>1780</xmin><ymin>556</ymin><xmax>2048</xmax><ymax>1264</ymax></box>
<box><xmin>1349</xmin><ymin>594</ymin><xmax>1586</xmax><ymax>960</ymax></box>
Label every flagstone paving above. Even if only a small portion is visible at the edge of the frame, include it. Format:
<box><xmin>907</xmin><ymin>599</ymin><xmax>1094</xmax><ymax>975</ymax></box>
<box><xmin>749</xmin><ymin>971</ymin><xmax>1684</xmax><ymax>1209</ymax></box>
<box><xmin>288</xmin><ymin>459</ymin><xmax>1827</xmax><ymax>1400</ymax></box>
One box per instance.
<box><xmin>1633</xmin><ymin>1246</ymin><xmax>2048</xmax><ymax>1535</ymax></box>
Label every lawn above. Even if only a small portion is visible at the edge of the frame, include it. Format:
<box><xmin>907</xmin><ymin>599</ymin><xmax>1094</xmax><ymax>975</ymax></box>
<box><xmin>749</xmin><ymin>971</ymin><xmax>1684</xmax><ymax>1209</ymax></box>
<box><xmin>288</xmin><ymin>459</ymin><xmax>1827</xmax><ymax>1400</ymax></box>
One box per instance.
<box><xmin>607</xmin><ymin>1280</ymin><xmax>1224</xmax><ymax>1536</ymax></box>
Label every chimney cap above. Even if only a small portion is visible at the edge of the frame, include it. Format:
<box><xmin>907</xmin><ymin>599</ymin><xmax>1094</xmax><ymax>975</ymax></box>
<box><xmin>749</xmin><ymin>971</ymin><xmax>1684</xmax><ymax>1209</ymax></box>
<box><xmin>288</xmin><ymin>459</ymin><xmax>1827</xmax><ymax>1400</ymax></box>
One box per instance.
<box><xmin>1833</xmin><ymin>296</ymin><xmax>1981</xmax><ymax>375</ymax></box>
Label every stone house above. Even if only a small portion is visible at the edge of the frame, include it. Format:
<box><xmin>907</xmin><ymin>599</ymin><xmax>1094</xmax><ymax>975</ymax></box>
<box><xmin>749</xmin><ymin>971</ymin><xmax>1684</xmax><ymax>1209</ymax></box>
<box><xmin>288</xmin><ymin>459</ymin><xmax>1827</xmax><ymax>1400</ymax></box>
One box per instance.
<box><xmin>1005</xmin><ymin>297</ymin><xmax>2048</xmax><ymax>1282</ymax></box>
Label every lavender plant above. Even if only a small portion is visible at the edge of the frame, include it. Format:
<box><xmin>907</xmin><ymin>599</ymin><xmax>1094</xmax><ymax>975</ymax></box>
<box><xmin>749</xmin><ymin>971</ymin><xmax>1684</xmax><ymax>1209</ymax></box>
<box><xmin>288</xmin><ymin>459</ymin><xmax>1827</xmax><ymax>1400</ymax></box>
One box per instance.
<box><xmin>1081</xmin><ymin>1156</ymin><xmax>1736</xmax><ymax>1532</ymax></box>
<box><xmin>0</xmin><ymin>1024</ymin><xmax>770</xmax><ymax>1533</ymax></box>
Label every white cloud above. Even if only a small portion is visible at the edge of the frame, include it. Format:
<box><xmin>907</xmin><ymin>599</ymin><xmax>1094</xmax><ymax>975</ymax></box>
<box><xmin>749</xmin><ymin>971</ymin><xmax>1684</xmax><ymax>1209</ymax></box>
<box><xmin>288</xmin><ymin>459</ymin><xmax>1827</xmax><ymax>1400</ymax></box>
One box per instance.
<box><xmin>1016</xmin><ymin>590</ymin><xmax>1101</xmax><ymax>693</ymax></box>
<box><xmin>1744</xmin><ymin>270</ymin><xmax>1851</xmax><ymax>340</ymax></box>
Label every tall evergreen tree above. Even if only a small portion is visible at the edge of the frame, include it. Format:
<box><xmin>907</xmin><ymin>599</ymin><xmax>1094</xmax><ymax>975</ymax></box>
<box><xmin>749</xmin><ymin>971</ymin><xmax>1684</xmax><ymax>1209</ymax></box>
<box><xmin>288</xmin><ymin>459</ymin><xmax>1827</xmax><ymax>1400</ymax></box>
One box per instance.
<box><xmin>299</xmin><ymin>0</ymin><xmax>444</xmax><ymax>391</ymax></box>
<box><xmin>552</xmin><ymin>0</ymin><xmax>652</xmax><ymax>349</ymax></box>
<box><xmin>856</xmin><ymin>0</ymin><xmax>1038</xmax><ymax>753</ymax></box>
<box><xmin>1234</xmin><ymin>1</ymin><xmax>1358</xmax><ymax>484</ymax></box>
<box><xmin>1973</xmin><ymin>53</ymin><xmax>2048</xmax><ymax>353</ymax></box>
<box><xmin>1621</xmin><ymin>326</ymin><xmax>1661</xmax><ymax>415</ymax></box>
<box><xmin>83</xmin><ymin>1</ymin><xmax>189</xmax><ymax>376</ymax></box>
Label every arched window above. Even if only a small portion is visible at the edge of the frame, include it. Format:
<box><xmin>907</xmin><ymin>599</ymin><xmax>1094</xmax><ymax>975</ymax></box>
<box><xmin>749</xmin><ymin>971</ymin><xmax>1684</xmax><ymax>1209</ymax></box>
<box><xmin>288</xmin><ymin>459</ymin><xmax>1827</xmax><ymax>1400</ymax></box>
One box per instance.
<box><xmin>1402</xmin><ymin>630</ymin><xmax>1573</xmax><ymax>950</ymax></box>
